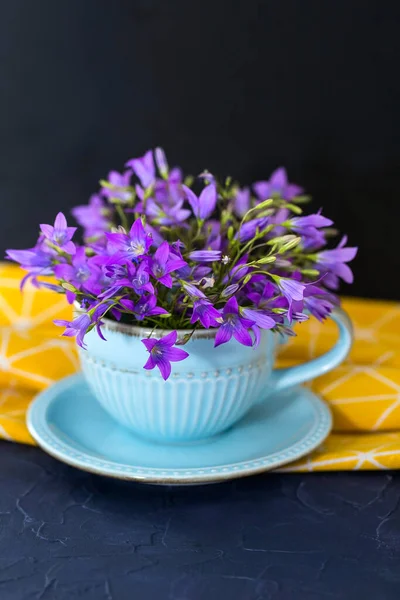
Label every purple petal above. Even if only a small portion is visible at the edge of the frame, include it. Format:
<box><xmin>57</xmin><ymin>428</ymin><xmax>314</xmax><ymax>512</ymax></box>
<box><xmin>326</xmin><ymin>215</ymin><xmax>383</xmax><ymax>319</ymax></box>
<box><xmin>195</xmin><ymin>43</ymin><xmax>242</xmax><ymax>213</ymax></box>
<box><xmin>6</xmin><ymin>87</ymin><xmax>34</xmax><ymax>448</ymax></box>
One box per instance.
<box><xmin>65</xmin><ymin>289</ymin><xmax>76</xmax><ymax>304</ymax></box>
<box><xmin>182</xmin><ymin>282</ymin><xmax>206</xmax><ymax>299</ymax></box>
<box><xmin>224</xmin><ymin>296</ymin><xmax>239</xmax><ymax>315</ymax></box>
<box><xmin>182</xmin><ymin>185</ymin><xmax>199</xmax><ymax>217</ymax></box>
<box><xmin>251</xmin><ymin>325</ymin><xmax>261</xmax><ymax>347</ymax></box>
<box><xmin>54</xmin><ymin>319</ymin><xmax>72</xmax><ymax>328</ymax></box>
<box><xmin>127</xmin><ymin>150</ymin><xmax>155</xmax><ymax>188</ymax></box>
<box><xmin>154</xmin><ymin>241</ymin><xmax>170</xmax><ymax>266</ymax></box>
<box><xmin>119</xmin><ymin>298</ymin><xmax>135</xmax><ymax>311</ymax></box>
<box><xmin>143</xmin><ymin>355</ymin><xmax>156</xmax><ymax>371</ymax></box>
<box><xmin>234</xmin><ymin>187</ymin><xmax>251</xmax><ymax>217</ymax></box>
<box><xmin>242</xmin><ymin>308</ymin><xmax>275</xmax><ymax>329</ymax></box>
<box><xmin>130</xmin><ymin>218</ymin><xmax>146</xmax><ymax>242</ymax></box>
<box><xmin>155</xmin><ymin>147</ymin><xmax>168</xmax><ymax>176</ymax></box>
<box><xmin>286</xmin><ymin>183</ymin><xmax>303</xmax><ymax>199</ymax></box>
<box><xmin>66</xmin><ymin>226</ymin><xmax>78</xmax><ymax>239</ymax></box>
<box><xmin>320</xmin><ymin>247</ymin><xmax>358</xmax><ymax>263</ymax></box>
<box><xmin>54</xmin><ymin>212</ymin><xmax>67</xmax><ymax>230</ymax></box>
<box><xmin>189</xmin><ymin>250</ymin><xmax>221</xmax><ymax>263</ymax></box>
<box><xmin>158</xmin><ymin>274</ymin><xmax>173</xmax><ymax>287</ymax></box>
<box><xmin>292</xmin><ymin>214</ymin><xmax>333</xmax><ymax>228</ymax></box>
<box><xmin>171</xmin><ymin>208</ymin><xmax>192</xmax><ymax>223</ymax></box>
<box><xmin>270</xmin><ymin>167</ymin><xmax>287</xmax><ymax>190</ymax></box>
<box><xmin>221</xmin><ymin>284</ymin><xmax>239</xmax><ymax>298</ymax></box>
<box><xmin>157</xmin><ymin>357</ymin><xmax>171</xmax><ymax>381</ymax></box>
<box><xmin>253</xmin><ymin>181</ymin><xmax>270</xmax><ymax>200</ymax></box>
<box><xmin>279</xmin><ymin>278</ymin><xmax>305</xmax><ymax>302</ymax></box>
<box><xmin>148</xmin><ymin>306</ymin><xmax>170</xmax><ymax>317</ymax></box>
<box><xmin>333</xmin><ymin>263</ymin><xmax>354</xmax><ymax>284</ymax></box>
<box><xmin>96</xmin><ymin>322</ymin><xmax>107</xmax><ymax>341</ymax></box>
<box><xmin>141</xmin><ymin>337</ymin><xmax>158</xmax><ymax>352</ymax></box>
<box><xmin>54</xmin><ymin>264</ymin><xmax>75</xmax><ymax>280</ymax></box>
<box><xmin>40</xmin><ymin>224</ymin><xmax>54</xmax><ymax>238</ymax></box>
<box><xmin>198</xmin><ymin>184</ymin><xmax>217</xmax><ymax>220</ymax></box>
<box><xmin>214</xmin><ymin>324</ymin><xmax>233</xmax><ymax>347</ymax></box>
<box><xmin>164</xmin><ymin>258</ymin><xmax>188</xmax><ymax>274</ymax></box>
<box><xmin>60</xmin><ymin>329</ymin><xmax>77</xmax><ymax>339</ymax></box>
<box><xmin>63</xmin><ymin>241</ymin><xmax>76</xmax><ymax>254</ymax></box>
<box><xmin>158</xmin><ymin>330</ymin><xmax>178</xmax><ymax>347</ymax></box>
<box><xmin>166</xmin><ymin>347</ymin><xmax>189</xmax><ymax>362</ymax></box>
<box><xmin>232</xmin><ymin>322</ymin><xmax>253</xmax><ymax>347</ymax></box>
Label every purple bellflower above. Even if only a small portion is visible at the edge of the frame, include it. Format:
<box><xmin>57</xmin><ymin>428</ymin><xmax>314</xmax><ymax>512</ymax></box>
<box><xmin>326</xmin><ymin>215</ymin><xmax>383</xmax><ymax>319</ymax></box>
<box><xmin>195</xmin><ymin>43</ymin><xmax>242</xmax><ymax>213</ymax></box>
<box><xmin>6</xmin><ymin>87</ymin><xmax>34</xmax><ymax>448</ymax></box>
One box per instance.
<box><xmin>145</xmin><ymin>198</ymin><xmax>191</xmax><ymax>225</ymax></box>
<box><xmin>155</xmin><ymin>169</ymin><xmax>185</xmax><ymax>205</ymax></box>
<box><xmin>303</xmin><ymin>284</ymin><xmax>338</xmax><ymax>321</ymax></box>
<box><xmin>54</xmin><ymin>247</ymin><xmax>92</xmax><ymax>303</ymax></box>
<box><xmin>54</xmin><ymin>313</ymin><xmax>92</xmax><ymax>349</ymax></box>
<box><xmin>233</xmin><ymin>187</ymin><xmax>251</xmax><ymax>217</ymax></box>
<box><xmin>254</xmin><ymin>167</ymin><xmax>303</xmax><ymax>201</ymax></box>
<box><xmin>126</xmin><ymin>150</ymin><xmax>155</xmax><ymax>189</ymax></box>
<box><xmin>236</xmin><ymin>217</ymin><xmax>270</xmax><ymax>243</ymax></box>
<box><xmin>150</xmin><ymin>241</ymin><xmax>187</xmax><ymax>288</ymax></box>
<box><xmin>314</xmin><ymin>237</ymin><xmax>358</xmax><ymax>288</ymax></box>
<box><xmin>102</xmin><ymin>260</ymin><xmax>154</xmax><ymax>296</ymax></box>
<box><xmin>120</xmin><ymin>294</ymin><xmax>169</xmax><ymax>321</ymax></box>
<box><xmin>183</xmin><ymin>183</ymin><xmax>217</xmax><ymax>220</ymax></box>
<box><xmin>40</xmin><ymin>212</ymin><xmax>76</xmax><ymax>254</ymax></box>
<box><xmin>181</xmin><ymin>281</ymin><xmax>207</xmax><ymax>299</ymax></box>
<box><xmin>240</xmin><ymin>307</ymin><xmax>276</xmax><ymax>330</ymax></box>
<box><xmin>190</xmin><ymin>299</ymin><xmax>221</xmax><ymax>328</ymax></box>
<box><xmin>153</xmin><ymin>149</ymin><xmax>184</xmax><ymax>204</ymax></box>
<box><xmin>290</xmin><ymin>212</ymin><xmax>333</xmax><ymax>249</ymax></box>
<box><xmin>72</xmin><ymin>195</ymin><xmax>111</xmax><ymax>238</ymax></box>
<box><xmin>142</xmin><ymin>330</ymin><xmax>189</xmax><ymax>380</ymax></box>
<box><xmin>101</xmin><ymin>170</ymin><xmax>133</xmax><ymax>203</ymax></box>
<box><xmin>275</xmin><ymin>277</ymin><xmax>306</xmax><ymax>322</ymax></box>
<box><xmin>155</xmin><ymin>147</ymin><xmax>168</xmax><ymax>178</ymax></box>
<box><xmin>6</xmin><ymin>243</ymin><xmax>55</xmax><ymax>288</ymax></box>
<box><xmin>189</xmin><ymin>250</ymin><xmax>222</xmax><ymax>262</ymax></box>
<box><xmin>106</xmin><ymin>218</ymin><xmax>152</xmax><ymax>260</ymax></box>
<box><xmin>214</xmin><ymin>297</ymin><xmax>255</xmax><ymax>348</ymax></box>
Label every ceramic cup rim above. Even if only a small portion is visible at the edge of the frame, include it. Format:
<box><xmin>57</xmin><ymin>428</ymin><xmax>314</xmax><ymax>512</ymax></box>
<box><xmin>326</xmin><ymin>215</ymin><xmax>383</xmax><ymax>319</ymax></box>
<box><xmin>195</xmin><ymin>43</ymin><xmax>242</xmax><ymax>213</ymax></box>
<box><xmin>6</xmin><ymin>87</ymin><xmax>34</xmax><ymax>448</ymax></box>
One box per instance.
<box><xmin>74</xmin><ymin>301</ymin><xmax>219</xmax><ymax>340</ymax></box>
<box><xmin>102</xmin><ymin>317</ymin><xmax>219</xmax><ymax>340</ymax></box>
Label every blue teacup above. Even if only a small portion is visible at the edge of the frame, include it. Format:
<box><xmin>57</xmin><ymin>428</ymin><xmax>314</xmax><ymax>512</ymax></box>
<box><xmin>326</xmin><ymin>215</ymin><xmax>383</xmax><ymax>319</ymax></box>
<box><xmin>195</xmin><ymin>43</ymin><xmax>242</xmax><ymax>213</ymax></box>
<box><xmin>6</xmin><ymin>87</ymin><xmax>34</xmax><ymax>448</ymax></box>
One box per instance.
<box><xmin>79</xmin><ymin>308</ymin><xmax>352</xmax><ymax>442</ymax></box>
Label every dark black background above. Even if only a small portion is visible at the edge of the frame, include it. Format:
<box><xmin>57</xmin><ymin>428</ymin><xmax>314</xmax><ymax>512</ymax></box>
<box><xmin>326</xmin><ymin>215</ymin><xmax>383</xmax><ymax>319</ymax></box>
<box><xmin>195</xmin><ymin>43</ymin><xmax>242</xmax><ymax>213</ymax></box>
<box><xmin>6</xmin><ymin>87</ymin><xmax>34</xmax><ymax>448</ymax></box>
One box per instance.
<box><xmin>1</xmin><ymin>0</ymin><xmax>399</xmax><ymax>299</ymax></box>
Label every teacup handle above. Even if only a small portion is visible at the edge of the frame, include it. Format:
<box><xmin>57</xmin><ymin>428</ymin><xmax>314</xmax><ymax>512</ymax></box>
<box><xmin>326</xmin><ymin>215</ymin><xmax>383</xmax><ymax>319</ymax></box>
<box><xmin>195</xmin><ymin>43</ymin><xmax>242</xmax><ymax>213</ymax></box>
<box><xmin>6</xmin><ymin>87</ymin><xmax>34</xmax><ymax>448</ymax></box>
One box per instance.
<box><xmin>269</xmin><ymin>307</ymin><xmax>353</xmax><ymax>393</ymax></box>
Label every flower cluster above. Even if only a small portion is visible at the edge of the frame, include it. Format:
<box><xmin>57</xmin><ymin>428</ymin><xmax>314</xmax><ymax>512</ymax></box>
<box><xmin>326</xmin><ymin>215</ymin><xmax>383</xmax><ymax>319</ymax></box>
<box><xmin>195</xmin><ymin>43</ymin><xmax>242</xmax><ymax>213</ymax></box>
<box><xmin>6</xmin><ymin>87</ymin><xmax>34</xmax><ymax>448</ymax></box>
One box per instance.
<box><xmin>6</xmin><ymin>149</ymin><xmax>357</xmax><ymax>380</ymax></box>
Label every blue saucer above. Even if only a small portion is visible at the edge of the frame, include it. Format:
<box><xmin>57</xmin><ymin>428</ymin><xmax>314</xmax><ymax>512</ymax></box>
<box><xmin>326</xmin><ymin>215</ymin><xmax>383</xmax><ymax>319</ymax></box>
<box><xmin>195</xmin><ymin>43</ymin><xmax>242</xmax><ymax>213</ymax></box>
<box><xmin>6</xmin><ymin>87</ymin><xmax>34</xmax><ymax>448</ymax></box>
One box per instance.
<box><xmin>27</xmin><ymin>374</ymin><xmax>332</xmax><ymax>484</ymax></box>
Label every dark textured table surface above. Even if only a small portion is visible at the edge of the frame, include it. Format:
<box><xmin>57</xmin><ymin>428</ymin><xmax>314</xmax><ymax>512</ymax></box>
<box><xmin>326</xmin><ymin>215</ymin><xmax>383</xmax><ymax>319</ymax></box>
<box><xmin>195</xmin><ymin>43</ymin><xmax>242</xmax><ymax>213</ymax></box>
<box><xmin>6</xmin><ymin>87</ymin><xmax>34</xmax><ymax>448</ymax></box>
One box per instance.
<box><xmin>1</xmin><ymin>441</ymin><xmax>400</xmax><ymax>600</ymax></box>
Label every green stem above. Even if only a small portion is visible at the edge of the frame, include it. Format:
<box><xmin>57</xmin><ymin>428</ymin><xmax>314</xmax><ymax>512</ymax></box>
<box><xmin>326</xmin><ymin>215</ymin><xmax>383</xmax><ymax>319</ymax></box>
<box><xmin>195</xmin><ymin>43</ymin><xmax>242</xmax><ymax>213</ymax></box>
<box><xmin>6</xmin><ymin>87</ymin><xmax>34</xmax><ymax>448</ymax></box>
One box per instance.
<box><xmin>116</xmin><ymin>205</ymin><xmax>129</xmax><ymax>230</ymax></box>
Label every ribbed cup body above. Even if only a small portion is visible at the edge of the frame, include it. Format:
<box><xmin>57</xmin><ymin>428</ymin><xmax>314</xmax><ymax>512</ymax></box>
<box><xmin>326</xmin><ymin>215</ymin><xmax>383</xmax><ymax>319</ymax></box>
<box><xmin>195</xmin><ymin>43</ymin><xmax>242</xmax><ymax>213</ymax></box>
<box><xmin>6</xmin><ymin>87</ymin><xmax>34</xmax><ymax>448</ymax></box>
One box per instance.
<box><xmin>79</xmin><ymin>322</ymin><xmax>276</xmax><ymax>442</ymax></box>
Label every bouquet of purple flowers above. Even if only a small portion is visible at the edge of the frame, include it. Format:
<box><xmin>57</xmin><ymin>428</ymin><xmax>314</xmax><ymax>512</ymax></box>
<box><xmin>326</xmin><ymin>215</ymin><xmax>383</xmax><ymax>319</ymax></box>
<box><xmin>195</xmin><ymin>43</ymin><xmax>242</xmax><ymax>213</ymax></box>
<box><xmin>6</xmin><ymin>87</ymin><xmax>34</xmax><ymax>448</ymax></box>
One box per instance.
<box><xmin>6</xmin><ymin>149</ymin><xmax>357</xmax><ymax>380</ymax></box>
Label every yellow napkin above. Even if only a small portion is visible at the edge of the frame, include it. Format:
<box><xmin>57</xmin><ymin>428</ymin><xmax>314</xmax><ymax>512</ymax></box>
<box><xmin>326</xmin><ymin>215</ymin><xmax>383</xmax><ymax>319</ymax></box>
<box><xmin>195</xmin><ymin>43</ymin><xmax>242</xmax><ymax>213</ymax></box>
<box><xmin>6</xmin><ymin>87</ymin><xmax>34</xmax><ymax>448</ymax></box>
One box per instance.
<box><xmin>1</xmin><ymin>263</ymin><xmax>399</xmax><ymax>471</ymax></box>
